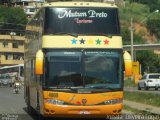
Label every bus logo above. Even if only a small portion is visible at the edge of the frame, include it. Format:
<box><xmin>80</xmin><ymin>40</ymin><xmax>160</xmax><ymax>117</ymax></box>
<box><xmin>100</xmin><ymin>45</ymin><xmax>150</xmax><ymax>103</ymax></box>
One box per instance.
<box><xmin>82</xmin><ymin>99</ymin><xmax>87</xmax><ymax>106</ymax></box>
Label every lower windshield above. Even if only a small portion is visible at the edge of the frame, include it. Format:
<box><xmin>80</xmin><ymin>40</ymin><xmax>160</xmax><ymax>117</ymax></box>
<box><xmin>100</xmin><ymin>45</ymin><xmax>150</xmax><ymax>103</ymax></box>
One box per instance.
<box><xmin>45</xmin><ymin>49</ymin><xmax>122</xmax><ymax>90</ymax></box>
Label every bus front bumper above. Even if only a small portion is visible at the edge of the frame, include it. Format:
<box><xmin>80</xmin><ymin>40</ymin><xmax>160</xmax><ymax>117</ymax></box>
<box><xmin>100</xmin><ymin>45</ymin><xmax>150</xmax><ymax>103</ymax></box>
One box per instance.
<box><xmin>42</xmin><ymin>103</ymin><xmax>122</xmax><ymax>118</ymax></box>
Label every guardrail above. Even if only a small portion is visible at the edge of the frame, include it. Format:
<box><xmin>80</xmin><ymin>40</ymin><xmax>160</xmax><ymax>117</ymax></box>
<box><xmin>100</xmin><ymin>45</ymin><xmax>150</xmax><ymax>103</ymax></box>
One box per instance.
<box><xmin>123</xmin><ymin>44</ymin><xmax>160</xmax><ymax>51</ymax></box>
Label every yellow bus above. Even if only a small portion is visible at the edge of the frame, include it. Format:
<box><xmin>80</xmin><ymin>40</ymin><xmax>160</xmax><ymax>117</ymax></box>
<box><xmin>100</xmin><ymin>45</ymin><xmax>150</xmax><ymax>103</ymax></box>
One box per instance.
<box><xmin>24</xmin><ymin>1</ymin><xmax>132</xmax><ymax>119</ymax></box>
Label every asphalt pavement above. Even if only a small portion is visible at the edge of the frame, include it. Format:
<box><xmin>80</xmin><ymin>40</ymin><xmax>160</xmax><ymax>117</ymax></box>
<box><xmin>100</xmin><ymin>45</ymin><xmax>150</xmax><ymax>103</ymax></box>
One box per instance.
<box><xmin>0</xmin><ymin>86</ymin><xmax>25</xmax><ymax>114</ymax></box>
<box><xmin>0</xmin><ymin>86</ymin><xmax>34</xmax><ymax>120</ymax></box>
<box><xmin>0</xmin><ymin>86</ymin><xmax>126</xmax><ymax>120</ymax></box>
<box><xmin>124</xmin><ymin>87</ymin><xmax>160</xmax><ymax>95</ymax></box>
<box><xmin>1</xmin><ymin>86</ymin><xmax>159</xmax><ymax>120</ymax></box>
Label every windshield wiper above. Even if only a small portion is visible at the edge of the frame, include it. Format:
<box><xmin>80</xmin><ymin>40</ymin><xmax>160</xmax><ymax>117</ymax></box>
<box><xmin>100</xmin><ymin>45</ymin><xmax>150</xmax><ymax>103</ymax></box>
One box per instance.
<box><xmin>85</xmin><ymin>86</ymin><xmax>114</xmax><ymax>90</ymax></box>
<box><xmin>49</xmin><ymin>32</ymin><xmax>78</xmax><ymax>37</ymax></box>
<box><xmin>67</xmin><ymin>87</ymin><xmax>79</xmax><ymax>92</ymax></box>
<box><xmin>57</xmin><ymin>86</ymin><xmax>83</xmax><ymax>91</ymax></box>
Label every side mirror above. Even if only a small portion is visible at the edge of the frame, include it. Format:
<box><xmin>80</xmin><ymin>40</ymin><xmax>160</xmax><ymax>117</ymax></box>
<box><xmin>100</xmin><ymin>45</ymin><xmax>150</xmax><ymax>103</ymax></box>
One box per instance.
<box><xmin>35</xmin><ymin>49</ymin><xmax>44</xmax><ymax>75</ymax></box>
<box><xmin>123</xmin><ymin>51</ymin><xmax>132</xmax><ymax>76</ymax></box>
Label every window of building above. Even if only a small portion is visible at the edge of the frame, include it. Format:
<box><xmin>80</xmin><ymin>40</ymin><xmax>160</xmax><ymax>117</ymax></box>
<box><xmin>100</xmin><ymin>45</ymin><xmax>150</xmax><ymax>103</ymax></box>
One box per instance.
<box><xmin>19</xmin><ymin>41</ymin><xmax>24</xmax><ymax>46</ymax></box>
<box><xmin>30</xmin><ymin>8</ymin><xmax>36</xmax><ymax>12</ymax></box>
<box><xmin>3</xmin><ymin>41</ymin><xmax>8</xmax><ymax>48</ymax></box>
<box><xmin>13</xmin><ymin>42</ymin><xmax>18</xmax><ymax>48</ymax></box>
<box><xmin>13</xmin><ymin>54</ymin><xmax>19</xmax><ymax>60</ymax></box>
<box><xmin>13</xmin><ymin>53</ymin><xmax>24</xmax><ymax>60</ymax></box>
<box><xmin>5</xmin><ymin>54</ymin><xmax>12</xmax><ymax>60</ymax></box>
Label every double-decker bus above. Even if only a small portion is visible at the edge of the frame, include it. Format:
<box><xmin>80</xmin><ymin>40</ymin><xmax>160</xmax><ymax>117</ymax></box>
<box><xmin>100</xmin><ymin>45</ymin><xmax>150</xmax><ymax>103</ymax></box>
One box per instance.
<box><xmin>24</xmin><ymin>1</ymin><xmax>132</xmax><ymax>119</ymax></box>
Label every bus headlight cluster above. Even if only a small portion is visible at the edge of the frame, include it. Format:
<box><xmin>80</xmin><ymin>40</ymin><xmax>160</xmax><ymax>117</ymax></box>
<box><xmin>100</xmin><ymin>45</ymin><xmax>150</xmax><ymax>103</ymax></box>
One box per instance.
<box><xmin>45</xmin><ymin>99</ymin><xmax>65</xmax><ymax>105</ymax></box>
<box><xmin>104</xmin><ymin>99</ymin><xmax>122</xmax><ymax>105</ymax></box>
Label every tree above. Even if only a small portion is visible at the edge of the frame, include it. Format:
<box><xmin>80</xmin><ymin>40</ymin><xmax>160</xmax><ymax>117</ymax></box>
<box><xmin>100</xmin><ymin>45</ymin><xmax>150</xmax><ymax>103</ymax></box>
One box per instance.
<box><xmin>121</xmin><ymin>1</ymin><xmax>160</xmax><ymax>74</ymax></box>
<box><xmin>136</xmin><ymin>51</ymin><xmax>160</xmax><ymax>74</ymax></box>
<box><xmin>121</xmin><ymin>27</ymin><xmax>130</xmax><ymax>45</ymax></box>
<box><xmin>128</xmin><ymin>0</ymin><xmax>160</xmax><ymax>12</ymax></box>
<box><xmin>121</xmin><ymin>27</ymin><xmax>145</xmax><ymax>45</ymax></box>
<box><xmin>0</xmin><ymin>6</ymin><xmax>27</xmax><ymax>31</ymax></box>
<box><xmin>146</xmin><ymin>14</ymin><xmax>160</xmax><ymax>38</ymax></box>
<box><xmin>0</xmin><ymin>0</ymin><xmax>12</xmax><ymax>6</ymax></box>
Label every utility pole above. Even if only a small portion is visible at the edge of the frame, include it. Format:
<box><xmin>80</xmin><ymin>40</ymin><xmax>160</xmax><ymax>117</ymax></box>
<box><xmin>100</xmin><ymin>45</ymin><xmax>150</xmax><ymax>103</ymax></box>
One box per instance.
<box><xmin>130</xmin><ymin>17</ymin><xmax>134</xmax><ymax>62</ymax></box>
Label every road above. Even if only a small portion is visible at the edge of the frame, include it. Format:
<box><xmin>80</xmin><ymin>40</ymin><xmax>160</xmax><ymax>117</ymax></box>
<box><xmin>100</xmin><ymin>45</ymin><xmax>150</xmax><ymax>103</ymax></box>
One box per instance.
<box><xmin>1</xmin><ymin>86</ymin><xmax>158</xmax><ymax>120</ymax></box>
<box><xmin>124</xmin><ymin>87</ymin><xmax>160</xmax><ymax>95</ymax></box>
<box><xmin>0</xmin><ymin>86</ymin><xmax>109</xmax><ymax>120</ymax></box>
<box><xmin>0</xmin><ymin>86</ymin><xmax>25</xmax><ymax>114</ymax></box>
<box><xmin>0</xmin><ymin>86</ymin><xmax>34</xmax><ymax>120</ymax></box>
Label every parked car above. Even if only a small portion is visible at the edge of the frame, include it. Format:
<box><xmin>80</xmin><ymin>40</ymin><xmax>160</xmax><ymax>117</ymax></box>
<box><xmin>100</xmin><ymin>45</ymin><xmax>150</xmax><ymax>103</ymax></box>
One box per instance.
<box><xmin>1</xmin><ymin>79</ymin><xmax>9</xmax><ymax>86</ymax></box>
<box><xmin>0</xmin><ymin>76</ymin><xmax>12</xmax><ymax>87</ymax></box>
<box><xmin>138</xmin><ymin>73</ymin><xmax>160</xmax><ymax>90</ymax></box>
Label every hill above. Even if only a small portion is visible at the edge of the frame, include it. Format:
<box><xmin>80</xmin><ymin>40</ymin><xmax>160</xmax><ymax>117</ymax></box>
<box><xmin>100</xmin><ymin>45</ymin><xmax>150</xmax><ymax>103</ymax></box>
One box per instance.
<box><xmin>119</xmin><ymin>2</ymin><xmax>159</xmax><ymax>44</ymax></box>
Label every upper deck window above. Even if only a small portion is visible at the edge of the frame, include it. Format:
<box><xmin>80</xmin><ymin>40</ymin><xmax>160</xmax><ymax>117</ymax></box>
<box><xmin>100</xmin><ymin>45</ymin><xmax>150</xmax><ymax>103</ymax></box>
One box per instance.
<box><xmin>44</xmin><ymin>7</ymin><xmax>120</xmax><ymax>35</ymax></box>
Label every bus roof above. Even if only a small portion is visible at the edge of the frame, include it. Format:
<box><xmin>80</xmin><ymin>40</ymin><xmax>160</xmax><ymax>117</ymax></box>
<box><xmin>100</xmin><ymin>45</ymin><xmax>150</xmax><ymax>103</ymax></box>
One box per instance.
<box><xmin>41</xmin><ymin>2</ymin><xmax>118</xmax><ymax>8</ymax></box>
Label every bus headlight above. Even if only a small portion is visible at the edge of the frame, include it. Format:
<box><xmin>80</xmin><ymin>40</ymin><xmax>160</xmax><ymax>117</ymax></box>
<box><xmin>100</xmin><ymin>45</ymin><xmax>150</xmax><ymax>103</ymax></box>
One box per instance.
<box><xmin>45</xmin><ymin>99</ymin><xmax>65</xmax><ymax>105</ymax></box>
<box><xmin>104</xmin><ymin>99</ymin><xmax>122</xmax><ymax>105</ymax></box>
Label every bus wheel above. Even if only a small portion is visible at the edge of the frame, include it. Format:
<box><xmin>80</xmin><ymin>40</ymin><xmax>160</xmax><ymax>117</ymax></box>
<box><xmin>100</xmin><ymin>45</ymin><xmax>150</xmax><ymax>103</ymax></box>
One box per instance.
<box><xmin>27</xmin><ymin>89</ymin><xmax>34</xmax><ymax>115</ymax></box>
<box><xmin>38</xmin><ymin>114</ymin><xmax>46</xmax><ymax>120</ymax></box>
<box><xmin>27</xmin><ymin>100</ymin><xmax>33</xmax><ymax>114</ymax></box>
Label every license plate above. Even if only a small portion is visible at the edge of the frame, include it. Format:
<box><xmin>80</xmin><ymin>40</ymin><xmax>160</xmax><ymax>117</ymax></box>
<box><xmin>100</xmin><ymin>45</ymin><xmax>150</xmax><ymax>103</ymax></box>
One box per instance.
<box><xmin>79</xmin><ymin>110</ymin><xmax>90</xmax><ymax>114</ymax></box>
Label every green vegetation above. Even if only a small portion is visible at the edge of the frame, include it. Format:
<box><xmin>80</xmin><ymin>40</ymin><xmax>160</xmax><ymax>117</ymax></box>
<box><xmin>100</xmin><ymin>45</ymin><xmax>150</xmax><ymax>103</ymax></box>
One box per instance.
<box><xmin>147</xmin><ymin>14</ymin><xmax>160</xmax><ymax>38</ymax></box>
<box><xmin>123</xmin><ymin>105</ymin><xmax>145</xmax><ymax>114</ymax></box>
<box><xmin>119</xmin><ymin>3</ymin><xmax>149</xmax><ymax>45</ymax></box>
<box><xmin>124</xmin><ymin>91</ymin><xmax>160</xmax><ymax>107</ymax></box>
<box><xmin>128</xmin><ymin>0</ymin><xmax>160</xmax><ymax>12</ymax></box>
<box><xmin>136</xmin><ymin>50</ymin><xmax>160</xmax><ymax>73</ymax></box>
<box><xmin>119</xmin><ymin>1</ymin><xmax>160</xmax><ymax>73</ymax></box>
<box><xmin>0</xmin><ymin>6</ymin><xmax>27</xmax><ymax>30</ymax></box>
<box><xmin>123</xmin><ymin>105</ymin><xmax>159</xmax><ymax>115</ymax></box>
<box><xmin>119</xmin><ymin>2</ymin><xmax>150</xmax><ymax>23</ymax></box>
<box><xmin>124</xmin><ymin>79</ymin><xmax>136</xmax><ymax>87</ymax></box>
<box><xmin>120</xmin><ymin>1</ymin><xmax>160</xmax><ymax>41</ymax></box>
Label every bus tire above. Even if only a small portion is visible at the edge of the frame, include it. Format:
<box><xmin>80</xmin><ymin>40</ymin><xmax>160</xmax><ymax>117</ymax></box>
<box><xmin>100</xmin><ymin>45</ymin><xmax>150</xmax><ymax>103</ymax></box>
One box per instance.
<box><xmin>27</xmin><ymin>103</ymin><xmax>33</xmax><ymax>115</ymax></box>
<box><xmin>38</xmin><ymin>114</ymin><xmax>46</xmax><ymax>120</ymax></box>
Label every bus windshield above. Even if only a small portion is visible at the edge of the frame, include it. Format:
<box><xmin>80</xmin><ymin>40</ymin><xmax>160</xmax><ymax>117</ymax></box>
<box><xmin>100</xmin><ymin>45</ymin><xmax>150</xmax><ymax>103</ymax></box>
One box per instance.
<box><xmin>44</xmin><ymin>7</ymin><xmax>120</xmax><ymax>35</ymax></box>
<box><xmin>45</xmin><ymin>49</ymin><xmax>122</xmax><ymax>90</ymax></box>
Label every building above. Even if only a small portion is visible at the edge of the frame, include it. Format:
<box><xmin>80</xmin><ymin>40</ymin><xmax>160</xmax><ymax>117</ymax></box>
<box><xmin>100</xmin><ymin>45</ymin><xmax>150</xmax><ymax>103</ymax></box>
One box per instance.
<box><xmin>0</xmin><ymin>32</ymin><xmax>25</xmax><ymax>67</ymax></box>
<box><xmin>11</xmin><ymin>0</ymin><xmax>44</xmax><ymax>18</ymax></box>
<box><xmin>0</xmin><ymin>1</ymin><xmax>43</xmax><ymax>67</ymax></box>
<box><xmin>67</xmin><ymin>0</ymin><xmax>125</xmax><ymax>6</ymax></box>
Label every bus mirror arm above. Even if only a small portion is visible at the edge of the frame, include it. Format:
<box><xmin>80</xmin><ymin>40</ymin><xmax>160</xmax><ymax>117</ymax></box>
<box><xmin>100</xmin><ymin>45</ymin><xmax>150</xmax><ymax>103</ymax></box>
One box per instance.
<box><xmin>35</xmin><ymin>50</ymin><xmax>44</xmax><ymax>75</ymax></box>
<box><xmin>123</xmin><ymin>51</ymin><xmax>132</xmax><ymax>76</ymax></box>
